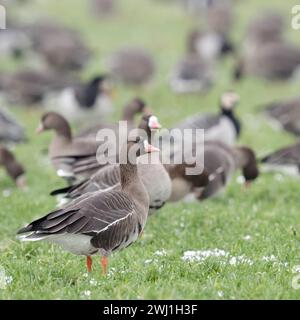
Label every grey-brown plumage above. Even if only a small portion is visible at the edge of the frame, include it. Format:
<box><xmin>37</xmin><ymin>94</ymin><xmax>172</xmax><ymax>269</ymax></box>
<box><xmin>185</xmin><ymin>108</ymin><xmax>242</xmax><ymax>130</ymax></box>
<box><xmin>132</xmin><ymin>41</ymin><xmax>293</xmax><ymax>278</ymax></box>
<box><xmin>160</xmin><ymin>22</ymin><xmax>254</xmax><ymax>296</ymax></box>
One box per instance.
<box><xmin>0</xmin><ymin>69</ymin><xmax>76</xmax><ymax>105</ymax></box>
<box><xmin>36</xmin><ymin>112</ymin><xmax>102</xmax><ymax>182</ymax></box>
<box><xmin>89</xmin><ymin>0</ymin><xmax>117</xmax><ymax>18</ymax></box>
<box><xmin>17</xmin><ymin>138</ymin><xmax>153</xmax><ymax>271</ymax></box>
<box><xmin>261</xmin><ymin>142</ymin><xmax>300</xmax><ymax>176</ymax></box>
<box><xmin>107</xmin><ymin>47</ymin><xmax>155</xmax><ymax>86</ymax></box>
<box><xmin>264</xmin><ymin>97</ymin><xmax>300</xmax><ymax>136</ymax></box>
<box><xmin>0</xmin><ymin>146</ymin><xmax>26</xmax><ymax>188</ymax></box>
<box><xmin>170</xmin><ymin>54</ymin><xmax>214</xmax><ymax>94</ymax></box>
<box><xmin>52</xmin><ymin>115</ymin><xmax>172</xmax><ymax>212</ymax></box>
<box><xmin>25</xmin><ymin>21</ymin><xmax>91</xmax><ymax>71</ymax></box>
<box><xmin>0</xmin><ymin>107</ymin><xmax>26</xmax><ymax>144</ymax></box>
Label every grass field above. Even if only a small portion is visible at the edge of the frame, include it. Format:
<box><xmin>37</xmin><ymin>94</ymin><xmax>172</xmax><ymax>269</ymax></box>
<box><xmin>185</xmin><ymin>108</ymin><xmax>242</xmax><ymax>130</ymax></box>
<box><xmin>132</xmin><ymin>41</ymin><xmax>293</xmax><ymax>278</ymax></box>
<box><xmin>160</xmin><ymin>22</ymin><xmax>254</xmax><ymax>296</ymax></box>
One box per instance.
<box><xmin>0</xmin><ymin>0</ymin><xmax>300</xmax><ymax>299</ymax></box>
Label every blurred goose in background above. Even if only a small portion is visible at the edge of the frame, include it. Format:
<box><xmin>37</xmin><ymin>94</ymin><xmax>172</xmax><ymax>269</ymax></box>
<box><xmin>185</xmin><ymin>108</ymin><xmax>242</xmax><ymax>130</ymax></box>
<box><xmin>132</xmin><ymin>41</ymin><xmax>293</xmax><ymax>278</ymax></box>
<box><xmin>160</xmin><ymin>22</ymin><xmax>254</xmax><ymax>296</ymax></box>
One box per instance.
<box><xmin>89</xmin><ymin>0</ymin><xmax>117</xmax><ymax>18</ymax></box>
<box><xmin>235</xmin><ymin>11</ymin><xmax>300</xmax><ymax>81</ymax></box>
<box><xmin>25</xmin><ymin>21</ymin><xmax>91</xmax><ymax>71</ymax></box>
<box><xmin>187</xmin><ymin>1</ymin><xmax>235</xmax><ymax>58</ymax></box>
<box><xmin>36</xmin><ymin>112</ymin><xmax>102</xmax><ymax>183</ymax></box>
<box><xmin>263</xmin><ymin>97</ymin><xmax>300</xmax><ymax>136</ymax></box>
<box><xmin>51</xmin><ymin>115</ymin><xmax>171</xmax><ymax>212</ymax></box>
<box><xmin>0</xmin><ymin>107</ymin><xmax>26</xmax><ymax>144</ymax></box>
<box><xmin>0</xmin><ymin>28</ymin><xmax>31</xmax><ymax>60</ymax></box>
<box><xmin>167</xmin><ymin>141</ymin><xmax>259</xmax><ymax>201</ymax></box>
<box><xmin>170</xmin><ymin>54</ymin><xmax>214</xmax><ymax>94</ymax></box>
<box><xmin>165</xmin><ymin>91</ymin><xmax>240</xmax><ymax>153</ymax></box>
<box><xmin>107</xmin><ymin>47</ymin><xmax>155</xmax><ymax>86</ymax></box>
<box><xmin>17</xmin><ymin>137</ymin><xmax>157</xmax><ymax>275</ymax></box>
<box><xmin>261</xmin><ymin>142</ymin><xmax>300</xmax><ymax>176</ymax></box>
<box><xmin>43</xmin><ymin>75</ymin><xmax>114</xmax><ymax>124</ymax></box>
<box><xmin>0</xmin><ymin>146</ymin><xmax>26</xmax><ymax>188</ymax></box>
<box><xmin>0</xmin><ymin>69</ymin><xmax>76</xmax><ymax>105</ymax></box>
<box><xmin>77</xmin><ymin>97</ymin><xmax>150</xmax><ymax>138</ymax></box>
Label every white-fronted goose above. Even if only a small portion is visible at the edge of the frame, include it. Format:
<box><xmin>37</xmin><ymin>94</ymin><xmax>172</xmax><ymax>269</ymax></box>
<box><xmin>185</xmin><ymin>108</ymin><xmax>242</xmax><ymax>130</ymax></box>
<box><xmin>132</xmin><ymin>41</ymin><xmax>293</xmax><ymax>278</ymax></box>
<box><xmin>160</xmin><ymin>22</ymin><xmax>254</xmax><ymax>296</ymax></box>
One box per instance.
<box><xmin>261</xmin><ymin>142</ymin><xmax>300</xmax><ymax>176</ymax></box>
<box><xmin>0</xmin><ymin>107</ymin><xmax>26</xmax><ymax>144</ymax></box>
<box><xmin>199</xmin><ymin>141</ymin><xmax>259</xmax><ymax>199</ymax></box>
<box><xmin>17</xmin><ymin>137</ymin><xmax>158</xmax><ymax>274</ymax></box>
<box><xmin>162</xmin><ymin>91</ymin><xmax>240</xmax><ymax>157</ymax></box>
<box><xmin>0</xmin><ymin>69</ymin><xmax>76</xmax><ymax>105</ymax></box>
<box><xmin>263</xmin><ymin>97</ymin><xmax>300</xmax><ymax>136</ymax></box>
<box><xmin>170</xmin><ymin>54</ymin><xmax>214</xmax><ymax>94</ymax></box>
<box><xmin>36</xmin><ymin>112</ymin><xmax>102</xmax><ymax>183</ymax></box>
<box><xmin>107</xmin><ymin>47</ymin><xmax>155</xmax><ymax>86</ymax></box>
<box><xmin>26</xmin><ymin>21</ymin><xmax>91</xmax><ymax>71</ymax></box>
<box><xmin>77</xmin><ymin>97</ymin><xmax>150</xmax><ymax>138</ymax></box>
<box><xmin>51</xmin><ymin>115</ymin><xmax>171</xmax><ymax>212</ymax></box>
<box><xmin>0</xmin><ymin>146</ymin><xmax>26</xmax><ymax>188</ymax></box>
<box><xmin>43</xmin><ymin>75</ymin><xmax>114</xmax><ymax>124</ymax></box>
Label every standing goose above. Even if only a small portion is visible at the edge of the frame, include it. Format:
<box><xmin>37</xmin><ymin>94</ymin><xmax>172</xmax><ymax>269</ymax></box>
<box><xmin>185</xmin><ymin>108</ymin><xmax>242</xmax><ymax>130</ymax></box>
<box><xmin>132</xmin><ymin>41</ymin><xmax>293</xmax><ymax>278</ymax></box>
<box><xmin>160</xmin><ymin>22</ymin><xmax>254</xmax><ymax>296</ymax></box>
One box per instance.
<box><xmin>161</xmin><ymin>91</ymin><xmax>240</xmax><ymax>160</ymax></box>
<box><xmin>263</xmin><ymin>97</ymin><xmax>300</xmax><ymax>136</ymax></box>
<box><xmin>17</xmin><ymin>137</ymin><xmax>158</xmax><ymax>274</ymax></box>
<box><xmin>0</xmin><ymin>107</ymin><xmax>26</xmax><ymax>144</ymax></box>
<box><xmin>107</xmin><ymin>47</ymin><xmax>155</xmax><ymax>86</ymax></box>
<box><xmin>170</xmin><ymin>54</ymin><xmax>214</xmax><ymax>94</ymax></box>
<box><xmin>0</xmin><ymin>146</ymin><xmax>26</xmax><ymax>188</ymax></box>
<box><xmin>261</xmin><ymin>142</ymin><xmax>300</xmax><ymax>176</ymax></box>
<box><xmin>43</xmin><ymin>75</ymin><xmax>114</xmax><ymax>124</ymax></box>
<box><xmin>199</xmin><ymin>141</ymin><xmax>259</xmax><ymax>199</ymax></box>
<box><xmin>36</xmin><ymin>112</ymin><xmax>102</xmax><ymax>183</ymax></box>
<box><xmin>51</xmin><ymin>115</ymin><xmax>172</xmax><ymax>212</ymax></box>
<box><xmin>77</xmin><ymin>97</ymin><xmax>150</xmax><ymax>138</ymax></box>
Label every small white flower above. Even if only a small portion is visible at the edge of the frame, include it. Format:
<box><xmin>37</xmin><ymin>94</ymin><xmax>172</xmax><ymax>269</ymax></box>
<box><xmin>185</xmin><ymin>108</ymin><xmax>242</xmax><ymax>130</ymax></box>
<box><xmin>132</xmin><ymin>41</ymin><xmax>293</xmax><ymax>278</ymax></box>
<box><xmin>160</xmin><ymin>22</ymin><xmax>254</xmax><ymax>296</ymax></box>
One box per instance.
<box><xmin>83</xmin><ymin>290</ymin><xmax>91</xmax><ymax>297</ymax></box>
<box><xmin>154</xmin><ymin>249</ymin><xmax>167</xmax><ymax>257</ymax></box>
<box><xmin>144</xmin><ymin>259</ymin><xmax>153</xmax><ymax>264</ymax></box>
<box><xmin>292</xmin><ymin>265</ymin><xmax>300</xmax><ymax>273</ymax></box>
<box><xmin>89</xmin><ymin>278</ymin><xmax>97</xmax><ymax>286</ymax></box>
<box><xmin>262</xmin><ymin>255</ymin><xmax>277</xmax><ymax>262</ymax></box>
<box><xmin>217</xmin><ymin>291</ymin><xmax>224</xmax><ymax>297</ymax></box>
<box><xmin>243</xmin><ymin>235</ymin><xmax>252</xmax><ymax>241</ymax></box>
<box><xmin>229</xmin><ymin>257</ymin><xmax>237</xmax><ymax>265</ymax></box>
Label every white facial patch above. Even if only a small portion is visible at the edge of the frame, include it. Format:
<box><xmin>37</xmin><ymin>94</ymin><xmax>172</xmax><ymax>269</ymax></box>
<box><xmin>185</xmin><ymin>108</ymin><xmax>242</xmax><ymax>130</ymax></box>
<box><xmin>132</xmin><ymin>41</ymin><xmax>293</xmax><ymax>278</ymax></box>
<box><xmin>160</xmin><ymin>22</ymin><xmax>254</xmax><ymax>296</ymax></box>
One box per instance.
<box><xmin>148</xmin><ymin>116</ymin><xmax>160</xmax><ymax>129</ymax></box>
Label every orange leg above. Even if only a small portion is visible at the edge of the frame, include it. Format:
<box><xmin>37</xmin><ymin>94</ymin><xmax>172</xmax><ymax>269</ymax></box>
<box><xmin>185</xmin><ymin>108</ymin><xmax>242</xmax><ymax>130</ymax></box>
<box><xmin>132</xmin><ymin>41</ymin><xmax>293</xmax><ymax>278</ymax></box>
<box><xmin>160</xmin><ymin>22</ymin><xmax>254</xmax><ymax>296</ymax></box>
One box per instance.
<box><xmin>101</xmin><ymin>256</ymin><xmax>108</xmax><ymax>275</ymax></box>
<box><xmin>86</xmin><ymin>256</ymin><xmax>92</xmax><ymax>273</ymax></box>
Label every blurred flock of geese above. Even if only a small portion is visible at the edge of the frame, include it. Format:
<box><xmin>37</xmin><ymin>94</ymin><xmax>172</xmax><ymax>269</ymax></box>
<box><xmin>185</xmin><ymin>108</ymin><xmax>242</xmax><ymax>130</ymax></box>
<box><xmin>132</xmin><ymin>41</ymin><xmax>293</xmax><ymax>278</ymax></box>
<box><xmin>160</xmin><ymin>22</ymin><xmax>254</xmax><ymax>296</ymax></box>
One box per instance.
<box><xmin>0</xmin><ymin>0</ymin><xmax>300</xmax><ymax>274</ymax></box>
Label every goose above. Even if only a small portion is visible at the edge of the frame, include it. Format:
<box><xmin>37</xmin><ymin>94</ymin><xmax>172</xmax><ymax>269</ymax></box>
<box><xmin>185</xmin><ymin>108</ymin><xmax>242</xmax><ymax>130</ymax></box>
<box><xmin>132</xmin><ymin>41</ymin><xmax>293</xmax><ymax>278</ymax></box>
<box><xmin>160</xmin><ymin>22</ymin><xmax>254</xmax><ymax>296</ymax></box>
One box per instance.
<box><xmin>17</xmin><ymin>137</ymin><xmax>159</xmax><ymax>274</ymax></box>
<box><xmin>51</xmin><ymin>115</ymin><xmax>171</xmax><ymax>212</ymax></box>
<box><xmin>0</xmin><ymin>69</ymin><xmax>76</xmax><ymax>105</ymax></box>
<box><xmin>0</xmin><ymin>146</ymin><xmax>26</xmax><ymax>188</ymax></box>
<box><xmin>263</xmin><ymin>97</ymin><xmax>300</xmax><ymax>136</ymax></box>
<box><xmin>77</xmin><ymin>97</ymin><xmax>150</xmax><ymax>138</ymax></box>
<box><xmin>199</xmin><ymin>141</ymin><xmax>259</xmax><ymax>199</ymax></box>
<box><xmin>161</xmin><ymin>91</ymin><xmax>240</xmax><ymax>160</ymax></box>
<box><xmin>166</xmin><ymin>141</ymin><xmax>258</xmax><ymax>201</ymax></box>
<box><xmin>42</xmin><ymin>75</ymin><xmax>114</xmax><ymax>124</ymax></box>
<box><xmin>107</xmin><ymin>47</ymin><xmax>155</xmax><ymax>86</ymax></box>
<box><xmin>170</xmin><ymin>54</ymin><xmax>214</xmax><ymax>94</ymax></box>
<box><xmin>26</xmin><ymin>21</ymin><xmax>91</xmax><ymax>71</ymax></box>
<box><xmin>89</xmin><ymin>0</ymin><xmax>117</xmax><ymax>18</ymax></box>
<box><xmin>0</xmin><ymin>107</ymin><xmax>26</xmax><ymax>144</ymax></box>
<box><xmin>261</xmin><ymin>142</ymin><xmax>300</xmax><ymax>176</ymax></box>
<box><xmin>36</xmin><ymin>112</ymin><xmax>102</xmax><ymax>183</ymax></box>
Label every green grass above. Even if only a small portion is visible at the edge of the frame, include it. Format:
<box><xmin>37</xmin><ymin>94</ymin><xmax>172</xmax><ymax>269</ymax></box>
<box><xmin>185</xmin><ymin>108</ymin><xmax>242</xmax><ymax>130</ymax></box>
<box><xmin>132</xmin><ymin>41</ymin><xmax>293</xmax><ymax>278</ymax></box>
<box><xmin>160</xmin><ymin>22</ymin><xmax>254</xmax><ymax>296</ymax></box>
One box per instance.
<box><xmin>1</xmin><ymin>0</ymin><xmax>300</xmax><ymax>299</ymax></box>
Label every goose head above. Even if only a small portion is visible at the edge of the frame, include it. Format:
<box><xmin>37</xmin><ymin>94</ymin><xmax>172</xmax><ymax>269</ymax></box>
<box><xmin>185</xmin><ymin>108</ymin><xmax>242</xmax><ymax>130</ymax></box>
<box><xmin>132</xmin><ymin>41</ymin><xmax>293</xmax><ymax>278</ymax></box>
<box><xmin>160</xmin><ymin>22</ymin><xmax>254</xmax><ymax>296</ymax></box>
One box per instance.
<box><xmin>220</xmin><ymin>90</ymin><xmax>240</xmax><ymax>111</ymax></box>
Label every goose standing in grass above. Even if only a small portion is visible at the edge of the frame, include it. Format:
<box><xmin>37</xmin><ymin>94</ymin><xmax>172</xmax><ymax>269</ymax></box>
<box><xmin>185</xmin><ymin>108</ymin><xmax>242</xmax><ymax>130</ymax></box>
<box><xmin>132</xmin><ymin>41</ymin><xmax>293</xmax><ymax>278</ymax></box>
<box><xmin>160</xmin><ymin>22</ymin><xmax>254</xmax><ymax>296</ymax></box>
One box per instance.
<box><xmin>51</xmin><ymin>115</ymin><xmax>172</xmax><ymax>212</ymax></box>
<box><xmin>26</xmin><ymin>21</ymin><xmax>91</xmax><ymax>72</ymax></box>
<box><xmin>77</xmin><ymin>97</ymin><xmax>150</xmax><ymax>138</ymax></box>
<box><xmin>0</xmin><ymin>146</ymin><xmax>26</xmax><ymax>188</ymax></box>
<box><xmin>43</xmin><ymin>75</ymin><xmax>114</xmax><ymax>124</ymax></box>
<box><xmin>107</xmin><ymin>47</ymin><xmax>155</xmax><ymax>86</ymax></box>
<box><xmin>0</xmin><ymin>107</ymin><xmax>26</xmax><ymax>144</ymax></box>
<box><xmin>17</xmin><ymin>137</ymin><xmax>158</xmax><ymax>274</ymax></box>
<box><xmin>170</xmin><ymin>54</ymin><xmax>214</xmax><ymax>94</ymax></box>
<box><xmin>167</xmin><ymin>141</ymin><xmax>258</xmax><ymax>201</ymax></box>
<box><xmin>36</xmin><ymin>112</ymin><xmax>102</xmax><ymax>183</ymax></box>
<box><xmin>261</xmin><ymin>142</ymin><xmax>300</xmax><ymax>176</ymax></box>
<box><xmin>263</xmin><ymin>97</ymin><xmax>300</xmax><ymax>136</ymax></box>
<box><xmin>0</xmin><ymin>69</ymin><xmax>76</xmax><ymax>106</ymax></box>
